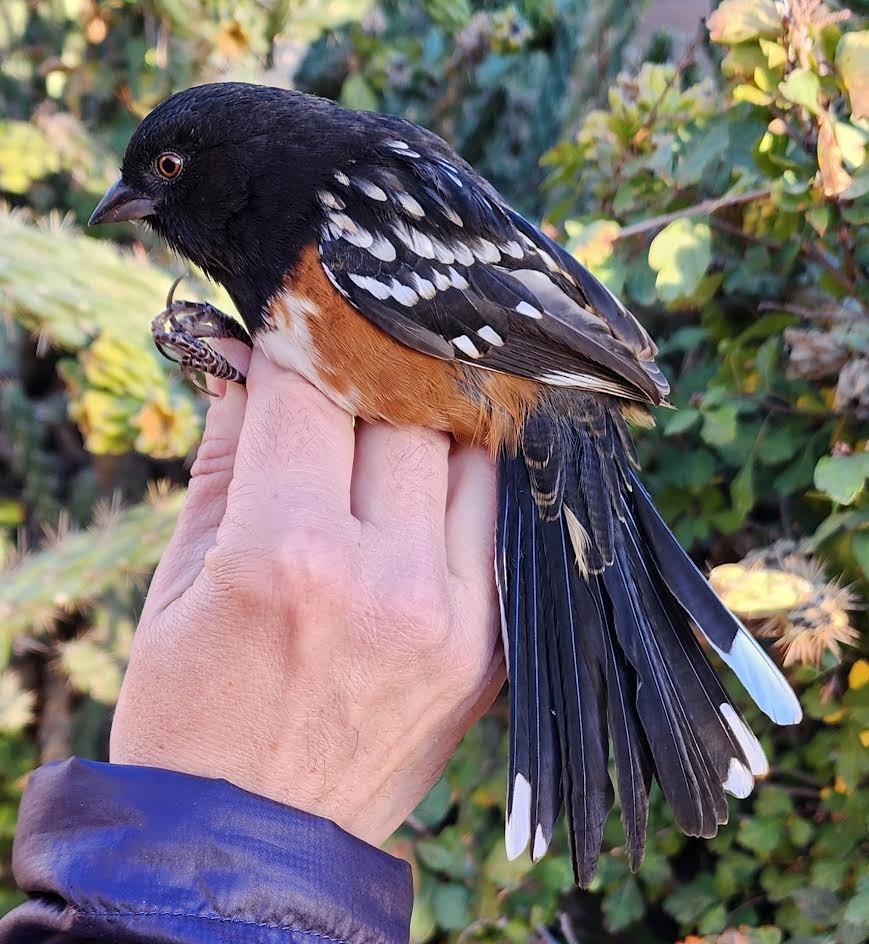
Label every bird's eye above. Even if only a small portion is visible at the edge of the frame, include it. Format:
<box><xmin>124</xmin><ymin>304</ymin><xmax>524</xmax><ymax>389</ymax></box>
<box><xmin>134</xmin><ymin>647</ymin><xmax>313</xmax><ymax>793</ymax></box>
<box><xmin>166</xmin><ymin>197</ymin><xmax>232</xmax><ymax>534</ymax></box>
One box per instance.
<box><xmin>156</xmin><ymin>152</ymin><xmax>183</xmax><ymax>180</ymax></box>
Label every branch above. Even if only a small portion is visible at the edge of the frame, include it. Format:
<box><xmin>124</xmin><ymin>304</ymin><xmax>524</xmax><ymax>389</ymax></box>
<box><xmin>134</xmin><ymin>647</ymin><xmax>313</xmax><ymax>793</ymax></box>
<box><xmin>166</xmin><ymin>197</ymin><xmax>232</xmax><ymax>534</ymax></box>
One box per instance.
<box><xmin>614</xmin><ymin>188</ymin><xmax>772</xmax><ymax>240</ymax></box>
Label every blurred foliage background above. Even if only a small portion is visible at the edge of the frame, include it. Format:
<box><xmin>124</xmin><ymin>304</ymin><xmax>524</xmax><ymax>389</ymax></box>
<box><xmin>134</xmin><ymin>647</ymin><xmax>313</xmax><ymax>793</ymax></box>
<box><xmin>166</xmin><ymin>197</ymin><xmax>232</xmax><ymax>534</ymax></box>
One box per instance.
<box><xmin>1</xmin><ymin>0</ymin><xmax>868</xmax><ymax>940</ymax></box>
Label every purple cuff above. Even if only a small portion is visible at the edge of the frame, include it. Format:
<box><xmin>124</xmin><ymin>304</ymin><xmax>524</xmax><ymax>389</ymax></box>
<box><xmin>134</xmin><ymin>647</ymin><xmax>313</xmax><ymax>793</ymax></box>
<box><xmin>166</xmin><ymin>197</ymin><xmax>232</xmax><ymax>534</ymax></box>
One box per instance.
<box><xmin>0</xmin><ymin>758</ymin><xmax>412</xmax><ymax>943</ymax></box>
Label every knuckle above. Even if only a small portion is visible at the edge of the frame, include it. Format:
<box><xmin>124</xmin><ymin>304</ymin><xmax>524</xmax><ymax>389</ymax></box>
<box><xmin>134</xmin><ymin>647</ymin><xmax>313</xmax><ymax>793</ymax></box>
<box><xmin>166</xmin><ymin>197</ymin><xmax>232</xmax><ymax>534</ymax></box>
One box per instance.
<box><xmin>380</xmin><ymin>574</ymin><xmax>451</xmax><ymax>653</ymax></box>
<box><xmin>190</xmin><ymin>435</ymin><xmax>236</xmax><ymax>480</ymax></box>
<box><xmin>272</xmin><ymin>527</ymin><xmax>351</xmax><ymax>598</ymax></box>
<box><xmin>203</xmin><ymin>541</ymin><xmax>270</xmax><ymax>602</ymax></box>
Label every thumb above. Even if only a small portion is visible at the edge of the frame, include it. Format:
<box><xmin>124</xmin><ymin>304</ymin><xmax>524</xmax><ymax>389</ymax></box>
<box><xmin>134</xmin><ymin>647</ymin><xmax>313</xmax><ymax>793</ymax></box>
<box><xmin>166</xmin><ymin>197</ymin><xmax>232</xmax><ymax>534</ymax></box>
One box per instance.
<box><xmin>141</xmin><ymin>341</ymin><xmax>250</xmax><ymax>620</ymax></box>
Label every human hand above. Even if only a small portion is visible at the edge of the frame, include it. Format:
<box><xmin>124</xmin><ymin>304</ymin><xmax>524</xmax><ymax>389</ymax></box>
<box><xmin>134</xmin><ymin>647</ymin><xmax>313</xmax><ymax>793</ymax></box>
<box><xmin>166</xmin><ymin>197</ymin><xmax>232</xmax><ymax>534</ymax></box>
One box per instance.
<box><xmin>110</xmin><ymin>345</ymin><xmax>504</xmax><ymax>845</ymax></box>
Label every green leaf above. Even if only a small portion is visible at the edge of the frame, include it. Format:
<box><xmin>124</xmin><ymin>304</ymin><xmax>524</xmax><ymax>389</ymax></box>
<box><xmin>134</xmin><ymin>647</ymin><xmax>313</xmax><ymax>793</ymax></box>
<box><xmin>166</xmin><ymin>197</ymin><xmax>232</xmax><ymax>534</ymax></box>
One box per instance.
<box><xmin>665</xmin><ymin>407</ymin><xmax>701</xmax><ymax>436</ymax></box>
<box><xmin>836</xmin><ymin>31</ymin><xmax>869</xmax><ymax>121</ymax></box>
<box><xmin>664</xmin><ymin>881</ymin><xmax>718</xmax><ymax>924</ymax></box>
<box><xmin>339</xmin><ymin>71</ymin><xmax>379</xmax><ymax>111</ymax></box>
<box><xmin>702</xmin><ymin>403</ymin><xmax>739</xmax><ymax>447</ymax></box>
<box><xmin>843</xmin><ymin>874</ymin><xmax>869</xmax><ymax>926</ymax></box>
<box><xmin>415</xmin><ymin>832</ymin><xmax>468</xmax><ymax>879</ymax></box>
<box><xmin>648</xmin><ymin>219</ymin><xmax>712</xmax><ymax>303</ymax></box>
<box><xmin>698</xmin><ymin>903</ymin><xmax>728</xmax><ymax>935</ymax></box>
<box><xmin>852</xmin><ymin>530</ymin><xmax>869</xmax><ymax>579</ymax></box>
<box><xmin>731</xmin><ymin>454</ymin><xmax>756</xmax><ymax>522</ymax></box>
<box><xmin>412</xmin><ymin>776</ymin><xmax>453</xmax><ymax>828</ymax></box>
<box><xmin>409</xmin><ymin>888</ymin><xmax>437</xmax><ymax>942</ymax></box>
<box><xmin>738</xmin><ymin>815</ymin><xmax>784</xmax><ymax>855</ymax></box>
<box><xmin>814</xmin><ymin>453</ymin><xmax>869</xmax><ymax>506</ymax></box>
<box><xmin>602</xmin><ymin>876</ymin><xmax>645</xmax><ymax>932</ymax></box>
<box><xmin>432</xmin><ymin>883</ymin><xmax>472</xmax><ymax>931</ymax></box>
<box><xmin>707</xmin><ymin>0</ymin><xmax>780</xmax><ymax>44</ymax></box>
<box><xmin>778</xmin><ymin>69</ymin><xmax>821</xmax><ymax>115</ymax></box>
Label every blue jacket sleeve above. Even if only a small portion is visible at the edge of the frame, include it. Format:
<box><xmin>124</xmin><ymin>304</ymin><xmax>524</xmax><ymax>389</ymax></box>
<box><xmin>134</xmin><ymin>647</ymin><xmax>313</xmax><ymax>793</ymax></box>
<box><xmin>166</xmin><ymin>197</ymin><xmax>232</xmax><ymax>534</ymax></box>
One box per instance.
<box><xmin>0</xmin><ymin>758</ymin><xmax>413</xmax><ymax>943</ymax></box>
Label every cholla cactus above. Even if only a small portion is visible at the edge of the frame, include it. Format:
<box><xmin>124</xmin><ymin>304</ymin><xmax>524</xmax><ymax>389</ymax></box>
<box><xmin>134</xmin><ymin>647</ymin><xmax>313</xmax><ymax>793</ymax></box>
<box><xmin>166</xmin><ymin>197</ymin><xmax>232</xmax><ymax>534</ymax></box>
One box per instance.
<box><xmin>710</xmin><ymin>541</ymin><xmax>859</xmax><ymax>667</ymax></box>
<box><xmin>0</xmin><ymin>670</ymin><xmax>36</xmax><ymax>734</ymax></box>
<box><xmin>60</xmin><ymin>331</ymin><xmax>202</xmax><ymax>459</ymax></box>
<box><xmin>0</xmin><ymin>485</ymin><xmax>185</xmax><ymax>640</ymax></box>
<box><xmin>0</xmin><ymin>383</ymin><xmax>62</xmax><ymax>525</ymax></box>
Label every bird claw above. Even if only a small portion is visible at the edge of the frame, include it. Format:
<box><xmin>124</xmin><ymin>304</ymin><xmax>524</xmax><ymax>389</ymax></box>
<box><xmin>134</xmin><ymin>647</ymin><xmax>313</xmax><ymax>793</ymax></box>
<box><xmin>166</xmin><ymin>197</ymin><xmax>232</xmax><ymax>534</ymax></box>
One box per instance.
<box><xmin>151</xmin><ymin>284</ymin><xmax>252</xmax><ymax>392</ymax></box>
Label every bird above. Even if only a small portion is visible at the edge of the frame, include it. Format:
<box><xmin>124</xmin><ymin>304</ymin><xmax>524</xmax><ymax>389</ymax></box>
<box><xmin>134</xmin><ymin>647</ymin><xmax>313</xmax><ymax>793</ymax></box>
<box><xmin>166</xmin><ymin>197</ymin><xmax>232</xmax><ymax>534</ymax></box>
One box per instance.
<box><xmin>90</xmin><ymin>82</ymin><xmax>802</xmax><ymax>886</ymax></box>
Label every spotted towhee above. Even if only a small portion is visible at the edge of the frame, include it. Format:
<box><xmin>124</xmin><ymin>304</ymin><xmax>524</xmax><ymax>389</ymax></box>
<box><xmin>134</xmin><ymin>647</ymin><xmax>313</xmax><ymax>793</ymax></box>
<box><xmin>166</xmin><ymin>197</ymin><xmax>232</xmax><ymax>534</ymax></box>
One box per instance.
<box><xmin>91</xmin><ymin>82</ymin><xmax>801</xmax><ymax>885</ymax></box>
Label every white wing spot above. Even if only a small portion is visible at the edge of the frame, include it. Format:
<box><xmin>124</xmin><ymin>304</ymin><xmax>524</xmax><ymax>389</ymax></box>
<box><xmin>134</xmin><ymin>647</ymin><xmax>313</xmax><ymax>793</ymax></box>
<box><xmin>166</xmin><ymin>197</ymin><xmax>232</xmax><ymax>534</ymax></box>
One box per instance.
<box><xmin>333</xmin><ymin>170</ymin><xmax>350</xmax><ymax>186</ymax></box>
<box><xmin>443</xmin><ymin>207</ymin><xmax>464</xmax><ymax>227</ymax></box>
<box><xmin>431</xmin><ymin>270</ymin><xmax>451</xmax><ymax>291</ymax></box>
<box><xmin>388</xmin><ymin>279</ymin><xmax>419</xmax><ymax>307</ymax></box>
<box><xmin>367</xmin><ymin>234</ymin><xmax>397</xmax><ymax>262</ymax></box>
<box><xmin>388</xmin><ymin>141</ymin><xmax>420</xmax><ymax>157</ymax></box>
<box><xmin>317</xmin><ymin>190</ymin><xmax>345</xmax><ymax>210</ymax></box>
<box><xmin>410</xmin><ymin>273</ymin><xmax>437</xmax><ymax>300</ymax></box>
<box><xmin>431</xmin><ymin>238</ymin><xmax>455</xmax><ymax>265</ymax></box>
<box><xmin>537</xmin><ymin>248</ymin><xmax>559</xmax><ymax>272</ymax></box>
<box><xmin>348</xmin><ymin>273</ymin><xmax>391</xmax><ymax>300</ymax></box>
<box><xmin>328</xmin><ymin>211</ymin><xmax>358</xmax><ymax>234</ymax></box>
<box><xmin>501</xmin><ymin>240</ymin><xmax>524</xmax><ymax>259</ymax></box>
<box><xmin>447</xmin><ymin>266</ymin><xmax>469</xmax><ymax>290</ymax></box>
<box><xmin>452</xmin><ymin>242</ymin><xmax>474</xmax><ymax>266</ymax></box>
<box><xmin>438</xmin><ymin>162</ymin><xmax>463</xmax><ymax>187</ymax></box>
<box><xmin>473</xmin><ymin>238</ymin><xmax>501</xmax><ymax>263</ymax></box>
<box><xmin>516</xmin><ymin>301</ymin><xmax>543</xmax><ymax>319</ymax></box>
<box><xmin>355</xmin><ymin>179</ymin><xmax>388</xmax><ymax>201</ymax></box>
<box><xmin>341</xmin><ymin>227</ymin><xmax>374</xmax><ymax>250</ymax></box>
<box><xmin>391</xmin><ymin>220</ymin><xmax>435</xmax><ymax>259</ymax></box>
<box><xmin>396</xmin><ymin>193</ymin><xmax>425</xmax><ymax>218</ymax></box>
<box><xmin>477</xmin><ymin>325</ymin><xmax>504</xmax><ymax>346</ymax></box>
<box><xmin>452</xmin><ymin>334</ymin><xmax>481</xmax><ymax>358</ymax></box>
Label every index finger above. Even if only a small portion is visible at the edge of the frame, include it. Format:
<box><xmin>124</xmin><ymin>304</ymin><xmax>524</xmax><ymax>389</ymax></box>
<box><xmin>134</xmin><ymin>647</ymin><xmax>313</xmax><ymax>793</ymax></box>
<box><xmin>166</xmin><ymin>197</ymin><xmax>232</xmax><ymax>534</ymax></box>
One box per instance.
<box><xmin>228</xmin><ymin>347</ymin><xmax>356</xmax><ymax>525</ymax></box>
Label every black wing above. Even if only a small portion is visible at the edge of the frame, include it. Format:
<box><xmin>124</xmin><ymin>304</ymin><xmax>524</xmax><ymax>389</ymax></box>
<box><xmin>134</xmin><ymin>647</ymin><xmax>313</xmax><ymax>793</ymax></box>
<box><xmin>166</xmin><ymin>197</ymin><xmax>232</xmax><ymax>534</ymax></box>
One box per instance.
<box><xmin>316</xmin><ymin>133</ymin><xmax>669</xmax><ymax>404</ymax></box>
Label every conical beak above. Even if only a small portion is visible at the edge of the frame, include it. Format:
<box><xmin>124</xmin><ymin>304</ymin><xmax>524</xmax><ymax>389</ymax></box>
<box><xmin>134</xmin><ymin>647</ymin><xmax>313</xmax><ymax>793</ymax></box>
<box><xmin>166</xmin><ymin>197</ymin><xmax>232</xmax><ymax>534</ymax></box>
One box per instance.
<box><xmin>89</xmin><ymin>178</ymin><xmax>156</xmax><ymax>226</ymax></box>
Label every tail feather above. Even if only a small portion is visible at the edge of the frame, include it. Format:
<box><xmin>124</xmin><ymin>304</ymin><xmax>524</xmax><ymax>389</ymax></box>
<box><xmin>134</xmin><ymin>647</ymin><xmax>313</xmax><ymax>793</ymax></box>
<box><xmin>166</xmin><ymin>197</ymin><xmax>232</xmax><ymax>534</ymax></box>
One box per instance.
<box><xmin>629</xmin><ymin>471</ymin><xmax>802</xmax><ymax>726</ymax></box>
<box><xmin>496</xmin><ymin>400</ymin><xmax>801</xmax><ymax>886</ymax></box>
<box><xmin>542</xmin><ymin>513</ymin><xmax>612</xmax><ymax>884</ymax></box>
<box><xmin>594</xmin><ymin>579</ymin><xmax>653</xmax><ymax>871</ymax></box>
<box><xmin>499</xmin><ymin>465</ymin><xmax>560</xmax><ymax>862</ymax></box>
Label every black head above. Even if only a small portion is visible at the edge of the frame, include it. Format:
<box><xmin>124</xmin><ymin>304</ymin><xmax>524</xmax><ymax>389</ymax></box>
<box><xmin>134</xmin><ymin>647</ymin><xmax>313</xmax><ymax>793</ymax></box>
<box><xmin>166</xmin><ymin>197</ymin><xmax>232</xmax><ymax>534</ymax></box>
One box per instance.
<box><xmin>90</xmin><ymin>83</ymin><xmax>364</xmax><ymax>327</ymax></box>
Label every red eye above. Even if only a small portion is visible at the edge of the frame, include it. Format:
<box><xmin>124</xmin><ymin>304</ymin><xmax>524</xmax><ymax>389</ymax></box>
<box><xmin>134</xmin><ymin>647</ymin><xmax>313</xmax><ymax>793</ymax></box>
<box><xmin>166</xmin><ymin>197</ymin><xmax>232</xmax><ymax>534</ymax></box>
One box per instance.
<box><xmin>156</xmin><ymin>152</ymin><xmax>183</xmax><ymax>180</ymax></box>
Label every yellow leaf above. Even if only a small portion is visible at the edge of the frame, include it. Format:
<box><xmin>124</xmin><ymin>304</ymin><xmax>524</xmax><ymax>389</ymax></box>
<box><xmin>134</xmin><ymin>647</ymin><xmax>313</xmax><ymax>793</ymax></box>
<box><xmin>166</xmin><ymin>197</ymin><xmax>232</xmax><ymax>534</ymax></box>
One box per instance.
<box><xmin>707</xmin><ymin>0</ymin><xmax>780</xmax><ymax>45</ymax></box>
<box><xmin>566</xmin><ymin>220</ymin><xmax>621</xmax><ymax>268</ymax></box>
<box><xmin>836</xmin><ymin>31</ymin><xmax>869</xmax><ymax>120</ymax></box>
<box><xmin>823</xmin><ymin>709</ymin><xmax>846</xmax><ymax>724</ymax></box>
<box><xmin>860</xmin><ymin>730</ymin><xmax>869</xmax><ymax>748</ymax></box>
<box><xmin>818</xmin><ymin>112</ymin><xmax>853</xmax><ymax>197</ymax></box>
<box><xmin>733</xmin><ymin>83</ymin><xmax>774</xmax><ymax>106</ymax></box>
<box><xmin>834</xmin><ymin>775</ymin><xmax>850</xmax><ymax>795</ymax></box>
<box><xmin>759</xmin><ymin>38</ymin><xmax>787</xmax><ymax>69</ymax></box>
<box><xmin>215</xmin><ymin>19</ymin><xmax>250</xmax><ymax>58</ymax></box>
<box><xmin>709</xmin><ymin>563</ymin><xmax>814</xmax><ymax>618</ymax></box>
<box><xmin>849</xmin><ymin>658</ymin><xmax>869</xmax><ymax>690</ymax></box>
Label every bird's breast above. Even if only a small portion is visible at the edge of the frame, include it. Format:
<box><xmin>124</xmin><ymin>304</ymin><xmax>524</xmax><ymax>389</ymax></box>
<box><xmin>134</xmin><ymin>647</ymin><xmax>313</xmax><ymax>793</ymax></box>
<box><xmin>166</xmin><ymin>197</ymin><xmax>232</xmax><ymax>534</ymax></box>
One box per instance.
<box><xmin>258</xmin><ymin>245</ymin><xmax>541</xmax><ymax>452</ymax></box>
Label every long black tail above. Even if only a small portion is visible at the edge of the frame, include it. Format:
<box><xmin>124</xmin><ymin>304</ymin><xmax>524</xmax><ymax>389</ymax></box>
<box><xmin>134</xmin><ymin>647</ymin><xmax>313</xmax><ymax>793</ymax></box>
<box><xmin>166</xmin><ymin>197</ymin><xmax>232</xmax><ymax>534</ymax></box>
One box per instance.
<box><xmin>496</xmin><ymin>404</ymin><xmax>801</xmax><ymax>886</ymax></box>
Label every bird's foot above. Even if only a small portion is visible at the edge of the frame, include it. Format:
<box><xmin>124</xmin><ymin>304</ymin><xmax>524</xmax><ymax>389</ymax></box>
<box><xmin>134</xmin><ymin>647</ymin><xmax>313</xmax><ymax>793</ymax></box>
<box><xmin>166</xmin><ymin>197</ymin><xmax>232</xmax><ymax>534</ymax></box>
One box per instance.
<box><xmin>151</xmin><ymin>279</ymin><xmax>253</xmax><ymax>394</ymax></box>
